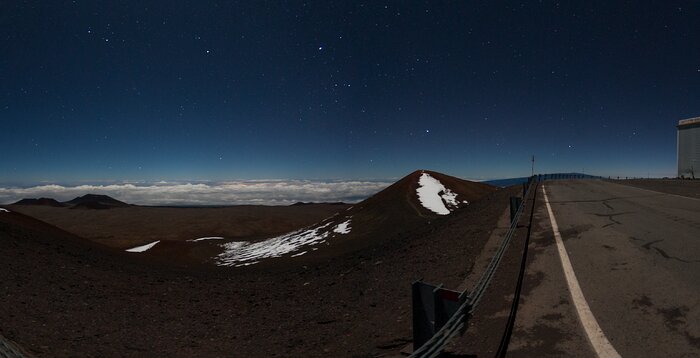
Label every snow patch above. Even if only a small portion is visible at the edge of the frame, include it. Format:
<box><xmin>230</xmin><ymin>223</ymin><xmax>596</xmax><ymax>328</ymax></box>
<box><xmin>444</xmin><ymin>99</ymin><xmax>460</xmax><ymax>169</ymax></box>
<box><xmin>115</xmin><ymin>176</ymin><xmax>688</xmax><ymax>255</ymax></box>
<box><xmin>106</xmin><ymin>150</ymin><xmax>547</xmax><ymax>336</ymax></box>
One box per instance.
<box><xmin>442</xmin><ymin>190</ymin><xmax>459</xmax><ymax>207</ymax></box>
<box><xmin>0</xmin><ymin>208</ymin><xmax>9</xmax><ymax>213</ymax></box>
<box><xmin>416</xmin><ymin>173</ymin><xmax>460</xmax><ymax>215</ymax></box>
<box><xmin>217</xmin><ymin>222</ymin><xmax>333</xmax><ymax>267</ymax></box>
<box><xmin>237</xmin><ymin>261</ymin><xmax>259</xmax><ymax>266</ymax></box>
<box><xmin>333</xmin><ymin>219</ymin><xmax>352</xmax><ymax>234</ymax></box>
<box><xmin>126</xmin><ymin>240</ymin><xmax>160</xmax><ymax>253</ymax></box>
<box><xmin>188</xmin><ymin>236</ymin><xmax>225</xmax><ymax>242</ymax></box>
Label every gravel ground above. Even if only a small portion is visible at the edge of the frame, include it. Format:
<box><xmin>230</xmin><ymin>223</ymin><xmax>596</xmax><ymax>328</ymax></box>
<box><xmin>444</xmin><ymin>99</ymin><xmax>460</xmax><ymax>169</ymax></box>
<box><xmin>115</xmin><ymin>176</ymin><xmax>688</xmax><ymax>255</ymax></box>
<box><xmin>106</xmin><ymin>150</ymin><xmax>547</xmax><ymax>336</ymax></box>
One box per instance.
<box><xmin>7</xmin><ymin>204</ymin><xmax>347</xmax><ymax>249</ymax></box>
<box><xmin>0</xmin><ymin>186</ymin><xmax>516</xmax><ymax>357</ymax></box>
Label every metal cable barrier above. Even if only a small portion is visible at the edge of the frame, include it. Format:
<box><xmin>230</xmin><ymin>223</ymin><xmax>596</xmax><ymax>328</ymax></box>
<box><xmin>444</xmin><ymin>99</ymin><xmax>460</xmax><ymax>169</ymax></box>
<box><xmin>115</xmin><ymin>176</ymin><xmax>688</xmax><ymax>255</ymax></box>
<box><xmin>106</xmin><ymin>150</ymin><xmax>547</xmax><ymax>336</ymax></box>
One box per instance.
<box><xmin>495</xmin><ymin>181</ymin><xmax>539</xmax><ymax>357</ymax></box>
<box><xmin>467</xmin><ymin>184</ymin><xmax>529</xmax><ymax>314</ymax></box>
<box><xmin>0</xmin><ymin>335</ymin><xmax>27</xmax><ymax>358</ymax></box>
<box><xmin>409</xmin><ymin>173</ymin><xmax>596</xmax><ymax>357</ymax></box>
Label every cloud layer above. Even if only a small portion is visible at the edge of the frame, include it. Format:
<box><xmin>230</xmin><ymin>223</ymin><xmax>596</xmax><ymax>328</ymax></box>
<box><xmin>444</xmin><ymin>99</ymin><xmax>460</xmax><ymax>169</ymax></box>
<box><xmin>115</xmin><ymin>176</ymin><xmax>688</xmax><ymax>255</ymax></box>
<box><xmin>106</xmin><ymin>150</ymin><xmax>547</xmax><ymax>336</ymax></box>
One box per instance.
<box><xmin>0</xmin><ymin>180</ymin><xmax>391</xmax><ymax>206</ymax></box>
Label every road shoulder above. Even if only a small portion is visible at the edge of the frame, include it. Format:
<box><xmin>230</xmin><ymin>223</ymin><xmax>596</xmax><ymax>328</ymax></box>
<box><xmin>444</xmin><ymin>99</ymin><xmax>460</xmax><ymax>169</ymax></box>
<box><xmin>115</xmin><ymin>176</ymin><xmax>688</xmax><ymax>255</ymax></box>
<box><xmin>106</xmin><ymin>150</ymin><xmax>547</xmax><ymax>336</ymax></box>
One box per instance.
<box><xmin>507</xmin><ymin>185</ymin><xmax>594</xmax><ymax>357</ymax></box>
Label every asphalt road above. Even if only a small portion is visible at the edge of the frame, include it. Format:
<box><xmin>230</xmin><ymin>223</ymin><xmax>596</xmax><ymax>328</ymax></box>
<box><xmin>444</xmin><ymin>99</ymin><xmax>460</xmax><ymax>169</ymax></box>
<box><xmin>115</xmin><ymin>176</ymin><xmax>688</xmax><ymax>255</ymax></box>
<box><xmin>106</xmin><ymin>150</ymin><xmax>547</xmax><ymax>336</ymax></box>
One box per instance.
<box><xmin>510</xmin><ymin>180</ymin><xmax>700</xmax><ymax>357</ymax></box>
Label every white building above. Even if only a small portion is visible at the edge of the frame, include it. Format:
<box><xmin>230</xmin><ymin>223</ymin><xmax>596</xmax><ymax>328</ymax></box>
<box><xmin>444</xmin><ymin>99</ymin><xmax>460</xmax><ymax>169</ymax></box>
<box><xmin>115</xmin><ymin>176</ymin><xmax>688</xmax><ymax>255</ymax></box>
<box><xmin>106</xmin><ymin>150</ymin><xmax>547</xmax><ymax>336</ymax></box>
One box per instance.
<box><xmin>678</xmin><ymin>117</ymin><xmax>700</xmax><ymax>178</ymax></box>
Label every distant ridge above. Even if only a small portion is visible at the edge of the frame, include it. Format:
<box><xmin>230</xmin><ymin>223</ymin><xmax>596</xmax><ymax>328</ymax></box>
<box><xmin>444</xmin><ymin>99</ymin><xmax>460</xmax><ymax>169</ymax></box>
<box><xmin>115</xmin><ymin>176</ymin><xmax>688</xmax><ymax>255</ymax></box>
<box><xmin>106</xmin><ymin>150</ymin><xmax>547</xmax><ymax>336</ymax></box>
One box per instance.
<box><xmin>13</xmin><ymin>198</ymin><xmax>66</xmax><ymax>207</ymax></box>
<box><xmin>66</xmin><ymin>194</ymin><xmax>129</xmax><ymax>209</ymax></box>
<box><xmin>12</xmin><ymin>194</ymin><xmax>130</xmax><ymax>209</ymax></box>
<box><xmin>290</xmin><ymin>201</ymin><xmax>347</xmax><ymax>206</ymax></box>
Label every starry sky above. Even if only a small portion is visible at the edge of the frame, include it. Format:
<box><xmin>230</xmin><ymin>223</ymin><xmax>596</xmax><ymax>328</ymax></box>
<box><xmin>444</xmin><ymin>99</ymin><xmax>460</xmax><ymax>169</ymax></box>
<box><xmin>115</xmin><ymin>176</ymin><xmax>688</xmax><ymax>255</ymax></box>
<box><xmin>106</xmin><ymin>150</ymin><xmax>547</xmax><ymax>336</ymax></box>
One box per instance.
<box><xmin>2</xmin><ymin>1</ymin><xmax>700</xmax><ymax>187</ymax></box>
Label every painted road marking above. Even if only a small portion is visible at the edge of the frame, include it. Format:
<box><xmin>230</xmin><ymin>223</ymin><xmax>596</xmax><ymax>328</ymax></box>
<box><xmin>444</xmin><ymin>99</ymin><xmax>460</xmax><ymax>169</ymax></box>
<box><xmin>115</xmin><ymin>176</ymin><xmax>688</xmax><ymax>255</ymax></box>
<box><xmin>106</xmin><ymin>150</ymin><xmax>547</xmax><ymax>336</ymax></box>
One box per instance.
<box><xmin>543</xmin><ymin>185</ymin><xmax>622</xmax><ymax>358</ymax></box>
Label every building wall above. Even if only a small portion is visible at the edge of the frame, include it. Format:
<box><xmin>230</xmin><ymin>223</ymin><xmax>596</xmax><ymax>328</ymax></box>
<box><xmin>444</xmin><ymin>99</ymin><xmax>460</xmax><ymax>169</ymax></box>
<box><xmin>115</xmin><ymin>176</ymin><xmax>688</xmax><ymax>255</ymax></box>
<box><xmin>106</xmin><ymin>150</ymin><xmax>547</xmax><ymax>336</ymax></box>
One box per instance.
<box><xmin>678</xmin><ymin>121</ymin><xmax>700</xmax><ymax>178</ymax></box>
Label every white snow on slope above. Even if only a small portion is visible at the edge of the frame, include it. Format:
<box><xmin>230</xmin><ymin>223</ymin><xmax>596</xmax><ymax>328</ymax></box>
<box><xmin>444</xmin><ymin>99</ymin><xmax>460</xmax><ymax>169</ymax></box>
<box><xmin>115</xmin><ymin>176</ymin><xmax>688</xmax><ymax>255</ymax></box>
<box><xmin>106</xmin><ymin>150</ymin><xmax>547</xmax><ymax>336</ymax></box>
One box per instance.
<box><xmin>188</xmin><ymin>236</ymin><xmax>225</xmax><ymax>242</ymax></box>
<box><xmin>126</xmin><ymin>240</ymin><xmax>160</xmax><ymax>253</ymax></box>
<box><xmin>416</xmin><ymin>172</ymin><xmax>459</xmax><ymax>215</ymax></box>
<box><xmin>333</xmin><ymin>219</ymin><xmax>352</xmax><ymax>234</ymax></box>
<box><xmin>0</xmin><ymin>208</ymin><xmax>9</xmax><ymax>213</ymax></box>
<box><xmin>217</xmin><ymin>222</ymin><xmax>333</xmax><ymax>267</ymax></box>
<box><xmin>442</xmin><ymin>189</ymin><xmax>459</xmax><ymax>207</ymax></box>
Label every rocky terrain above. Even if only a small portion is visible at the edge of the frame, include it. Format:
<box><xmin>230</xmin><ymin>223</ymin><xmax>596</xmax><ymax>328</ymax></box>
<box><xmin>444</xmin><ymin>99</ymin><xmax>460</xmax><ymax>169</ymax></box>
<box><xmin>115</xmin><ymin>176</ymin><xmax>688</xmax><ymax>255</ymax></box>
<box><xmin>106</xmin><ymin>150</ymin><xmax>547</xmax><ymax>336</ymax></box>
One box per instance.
<box><xmin>0</xmin><ymin>170</ymin><xmax>514</xmax><ymax>357</ymax></box>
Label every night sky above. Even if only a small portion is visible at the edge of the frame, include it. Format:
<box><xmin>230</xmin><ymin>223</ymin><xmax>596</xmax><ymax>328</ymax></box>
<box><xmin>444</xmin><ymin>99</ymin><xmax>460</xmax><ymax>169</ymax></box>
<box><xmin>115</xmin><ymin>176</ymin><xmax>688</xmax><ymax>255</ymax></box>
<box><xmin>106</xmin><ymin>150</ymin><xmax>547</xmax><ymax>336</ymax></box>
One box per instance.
<box><xmin>2</xmin><ymin>1</ymin><xmax>700</xmax><ymax>187</ymax></box>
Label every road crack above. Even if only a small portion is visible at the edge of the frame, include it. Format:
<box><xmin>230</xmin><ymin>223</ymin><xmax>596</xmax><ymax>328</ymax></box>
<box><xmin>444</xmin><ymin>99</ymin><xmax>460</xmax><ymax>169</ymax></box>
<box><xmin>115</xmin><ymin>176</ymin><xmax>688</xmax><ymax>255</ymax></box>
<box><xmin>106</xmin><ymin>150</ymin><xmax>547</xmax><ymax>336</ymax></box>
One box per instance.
<box><xmin>639</xmin><ymin>239</ymin><xmax>700</xmax><ymax>264</ymax></box>
<box><xmin>594</xmin><ymin>211</ymin><xmax>634</xmax><ymax>228</ymax></box>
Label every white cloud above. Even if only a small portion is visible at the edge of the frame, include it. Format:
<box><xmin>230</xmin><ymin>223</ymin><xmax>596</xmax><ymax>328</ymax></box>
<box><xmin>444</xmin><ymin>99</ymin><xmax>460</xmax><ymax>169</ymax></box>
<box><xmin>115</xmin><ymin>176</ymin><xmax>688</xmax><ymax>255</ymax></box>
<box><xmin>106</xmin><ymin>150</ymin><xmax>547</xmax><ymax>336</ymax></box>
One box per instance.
<box><xmin>0</xmin><ymin>180</ymin><xmax>391</xmax><ymax>206</ymax></box>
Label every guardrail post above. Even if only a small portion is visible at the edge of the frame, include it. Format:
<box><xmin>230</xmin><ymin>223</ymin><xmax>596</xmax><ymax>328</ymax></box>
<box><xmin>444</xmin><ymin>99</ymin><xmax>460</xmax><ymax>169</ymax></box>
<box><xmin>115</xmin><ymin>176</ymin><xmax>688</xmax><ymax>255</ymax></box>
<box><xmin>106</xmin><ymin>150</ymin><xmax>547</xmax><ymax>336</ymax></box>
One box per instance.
<box><xmin>433</xmin><ymin>286</ymin><xmax>463</xmax><ymax>331</ymax></box>
<box><xmin>412</xmin><ymin>281</ymin><xmax>437</xmax><ymax>349</ymax></box>
<box><xmin>412</xmin><ymin>282</ymin><xmax>468</xmax><ymax>354</ymax></box>
<box><xmin>510</xmin><ymin>197</ymin><xmax>522</xmax><ymax>224</ymax></box>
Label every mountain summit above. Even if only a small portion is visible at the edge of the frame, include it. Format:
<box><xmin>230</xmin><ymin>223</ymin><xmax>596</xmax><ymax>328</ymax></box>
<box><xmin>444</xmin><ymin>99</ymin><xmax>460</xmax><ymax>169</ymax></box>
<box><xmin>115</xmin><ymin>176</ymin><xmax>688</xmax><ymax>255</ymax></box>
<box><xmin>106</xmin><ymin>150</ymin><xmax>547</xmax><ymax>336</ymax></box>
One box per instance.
<box><xmin>216</xmin><ymin>169</ymin><xmax>496</xmax><ymax>267</ymax></box>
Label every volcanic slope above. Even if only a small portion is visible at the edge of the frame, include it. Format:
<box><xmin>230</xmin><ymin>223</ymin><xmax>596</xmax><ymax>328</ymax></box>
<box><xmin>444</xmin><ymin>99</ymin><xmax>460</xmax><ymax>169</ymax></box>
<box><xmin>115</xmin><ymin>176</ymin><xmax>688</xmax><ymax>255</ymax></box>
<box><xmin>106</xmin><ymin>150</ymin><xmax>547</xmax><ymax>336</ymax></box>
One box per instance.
<box><xmin>8</xmin><ymin>200</ymin><xmax>349</xmax><ymax>252</ymax></box>
<box><xmin>0</xmin><ymin>178</ymin><xmax>515</xmax><ymax>357</ymax></box>
<box><xmin>0</xmin><ymin>208</ymin><xmax>164</xmax><ymax>271</ymax></box>
<box><xmin>213</xmin><ymin>170</ymin><xmax>496</xmax><ymax>267</ymax></box>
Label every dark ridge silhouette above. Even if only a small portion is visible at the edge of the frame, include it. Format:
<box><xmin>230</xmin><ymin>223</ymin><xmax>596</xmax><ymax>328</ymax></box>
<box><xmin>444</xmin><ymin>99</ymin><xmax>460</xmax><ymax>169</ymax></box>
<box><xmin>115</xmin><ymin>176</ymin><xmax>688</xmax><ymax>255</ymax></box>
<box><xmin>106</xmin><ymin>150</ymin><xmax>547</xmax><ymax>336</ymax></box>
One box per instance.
<box><xmin>65</xmin><ymin>194</ymin><xmax>130</xmax><ymax>209</ymax></box>
<box><xmin>13</xmin><ymin>198</ymin><xmax>66</xmax><ymax>207</ymax></box>
<box><xmin>290</xmin><ymin>201</ymin><xmax>347</xmax><ymax>206</ymax></box>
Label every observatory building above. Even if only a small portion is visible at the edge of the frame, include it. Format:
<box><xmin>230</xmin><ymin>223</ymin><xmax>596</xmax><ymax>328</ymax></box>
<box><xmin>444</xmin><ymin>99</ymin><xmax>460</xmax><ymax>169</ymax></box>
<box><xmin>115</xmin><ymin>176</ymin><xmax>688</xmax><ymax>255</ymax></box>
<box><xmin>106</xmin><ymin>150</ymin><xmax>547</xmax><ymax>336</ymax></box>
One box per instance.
<box><xmin>678</xmin><ymin>117</ymin><xmax>700</xmax><ymax>178</ymax></box>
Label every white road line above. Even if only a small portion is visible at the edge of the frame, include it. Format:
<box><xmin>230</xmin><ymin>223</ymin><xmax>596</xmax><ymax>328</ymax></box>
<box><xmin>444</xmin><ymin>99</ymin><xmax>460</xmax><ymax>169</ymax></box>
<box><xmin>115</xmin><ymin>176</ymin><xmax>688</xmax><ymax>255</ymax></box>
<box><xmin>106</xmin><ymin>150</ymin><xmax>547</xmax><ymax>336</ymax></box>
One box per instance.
<box><xmin>542</xmin><ymin>185</ymin><xmax>622</xmax><ymax>358</ymax></box>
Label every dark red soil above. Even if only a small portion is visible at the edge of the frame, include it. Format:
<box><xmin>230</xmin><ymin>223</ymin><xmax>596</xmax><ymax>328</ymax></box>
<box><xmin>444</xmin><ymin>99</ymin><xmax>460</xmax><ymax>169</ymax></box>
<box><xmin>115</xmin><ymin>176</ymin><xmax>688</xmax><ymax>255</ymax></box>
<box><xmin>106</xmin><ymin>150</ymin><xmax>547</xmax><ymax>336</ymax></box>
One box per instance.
<box><xmin>8</xmin><ymin>170</ymin><xmax>495</xmax><ymax>269</ymax></box>
<box><xmin>277</xmin><ymin>170</ymin><xmax>498</xmax><ymax>264</ymax></box>
<box><xmin>0</xmin><ymin>184</ymin><xmax>516</xmax><ymax>357</ymax></box>
<box><xmin>7</xmin><ymin>204</ymin><xmax>349</xmax><ymax>249</ymax></box>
